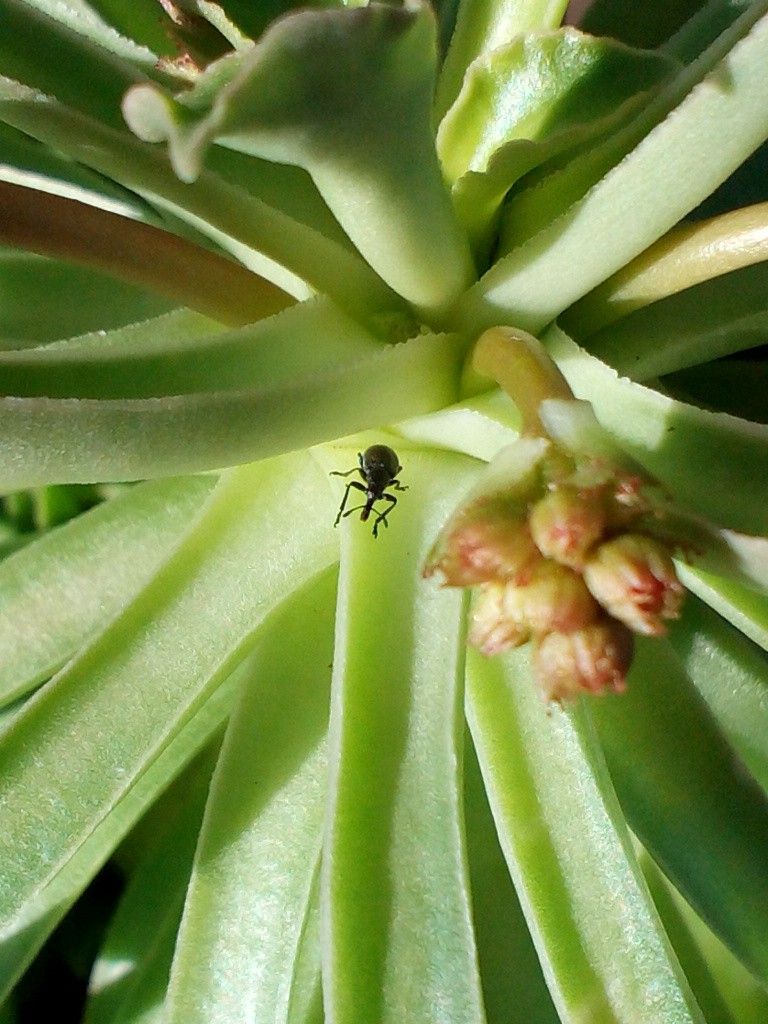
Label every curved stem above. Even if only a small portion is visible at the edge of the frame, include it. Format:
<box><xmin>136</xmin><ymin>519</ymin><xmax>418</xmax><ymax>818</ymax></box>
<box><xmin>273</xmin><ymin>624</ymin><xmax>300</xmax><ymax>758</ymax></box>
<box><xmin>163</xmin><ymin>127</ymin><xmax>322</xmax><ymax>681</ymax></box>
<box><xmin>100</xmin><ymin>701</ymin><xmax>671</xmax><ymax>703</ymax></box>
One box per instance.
<box><xmin>0</xmin><ymin>181</ymin><xmax>294</xmax><ymax>326</ymax></box>
<box><xmin>468</xmin><ymin>326</ymin><xmax>573</xmax><ymax>434</ymax></box>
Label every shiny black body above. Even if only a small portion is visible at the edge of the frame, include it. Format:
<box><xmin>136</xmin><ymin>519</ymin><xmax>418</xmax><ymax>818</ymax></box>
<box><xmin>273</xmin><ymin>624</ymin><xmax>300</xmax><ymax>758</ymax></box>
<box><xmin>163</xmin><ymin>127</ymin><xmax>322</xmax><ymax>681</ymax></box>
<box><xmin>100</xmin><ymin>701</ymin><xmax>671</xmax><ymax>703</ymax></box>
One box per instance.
<box><xmin>331</xmin><ymin>444</ymin><xmax>407</xmax><ymax>538</ymax></box>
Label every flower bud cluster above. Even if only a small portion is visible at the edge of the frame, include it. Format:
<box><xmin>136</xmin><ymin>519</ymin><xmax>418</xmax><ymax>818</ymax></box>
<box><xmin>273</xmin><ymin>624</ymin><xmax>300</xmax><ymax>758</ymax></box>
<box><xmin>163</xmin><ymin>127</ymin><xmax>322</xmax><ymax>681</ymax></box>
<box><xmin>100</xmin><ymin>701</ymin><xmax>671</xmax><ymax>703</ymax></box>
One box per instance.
<box><xmin>425</xmin><ymin>451</ymin><xmax>684</xmax><ymax>701</ymax></box>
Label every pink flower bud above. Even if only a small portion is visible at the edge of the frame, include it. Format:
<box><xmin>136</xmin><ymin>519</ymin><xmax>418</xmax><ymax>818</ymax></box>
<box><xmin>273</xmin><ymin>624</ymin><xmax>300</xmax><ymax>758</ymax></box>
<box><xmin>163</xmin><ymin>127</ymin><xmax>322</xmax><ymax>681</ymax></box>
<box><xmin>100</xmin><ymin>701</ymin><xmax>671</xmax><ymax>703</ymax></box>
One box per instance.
<box><xmin>533</xmin><ymin>620</ymin><xmax>634</xmax><ymax>701</ymax></box>
<box><xmin>468</xmin><ymin>563</ymin><xmax>599</xmax><ymax>656</ymax></box>
<box><xmin>468</xmin><ymin>583</ymin><xmax>531</xmax><ymax>656</ymax></box>
<box><xmin>511</xmin><ymin>561</ymin><xmax>600</xmax><ymax>634</ymax></box>
<box><xmin>584</xmin><ymin>534</ymin><xmax>683</xmax><ymax>636</ymax></box>
<box><xmin>424</xmin><ymin>506</ymin><xmax>542</xmax><ymax>587</ymax></box>
<box><xmin>529</xmin><ymin>485</ymin><xmax>607</xmax><ymax>568</ymax></box>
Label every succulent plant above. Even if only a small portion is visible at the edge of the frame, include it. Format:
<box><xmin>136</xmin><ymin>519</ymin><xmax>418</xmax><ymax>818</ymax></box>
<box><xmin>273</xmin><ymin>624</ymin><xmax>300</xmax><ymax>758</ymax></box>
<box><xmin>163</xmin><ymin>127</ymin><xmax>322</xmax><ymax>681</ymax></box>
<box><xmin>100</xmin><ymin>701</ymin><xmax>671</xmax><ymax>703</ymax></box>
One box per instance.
<box><xmin>0</xmin><ymin>0</ymin><xmax>768</xmax><ymax>1021</ymax></box>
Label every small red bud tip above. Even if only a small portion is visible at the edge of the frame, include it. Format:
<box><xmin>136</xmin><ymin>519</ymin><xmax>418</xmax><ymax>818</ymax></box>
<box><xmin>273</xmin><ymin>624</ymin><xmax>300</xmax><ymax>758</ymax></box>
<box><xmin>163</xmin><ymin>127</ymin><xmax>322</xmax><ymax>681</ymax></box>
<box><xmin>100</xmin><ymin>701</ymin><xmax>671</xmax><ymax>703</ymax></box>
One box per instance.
<box><xmin>584</xmin><ymin>533</ymin><xmax>684</xmax><ymax>636</ymax></box>
<box><xmin>529</xmin><ymin>486</ymin><xmax>607</xmax><ymax>569</ymax></box>
<box><xmin>425</xmin><ymin>510</ymin><xmax>541</xmax><ymax>587</ymax></box>
<box><xmin>534</xmin><ymin>620</ymin><xmax>634</xmax><ymax>702</ymax></box>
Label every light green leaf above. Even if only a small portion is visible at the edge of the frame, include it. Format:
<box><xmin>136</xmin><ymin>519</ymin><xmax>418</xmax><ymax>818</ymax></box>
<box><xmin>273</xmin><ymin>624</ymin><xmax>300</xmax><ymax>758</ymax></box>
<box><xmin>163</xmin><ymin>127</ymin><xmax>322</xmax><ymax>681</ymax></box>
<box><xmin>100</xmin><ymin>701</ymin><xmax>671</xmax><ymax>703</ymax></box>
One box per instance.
<box><xmin>77</xmin><ymin>0</ymin><xmax>183</xmax><ymax>55</ymax></box>
<box><xmin>0</xmin><ymin>452</ymin><xmax>338</xmax><ymax>992</ymax></box>
<box><xmin>189</xmin><ymin>0</ymin><xmax>340</xmax><ymax>43</ymax></box>
<box><xmin>0</xmin><ymin>0</ymin><xmax>157</xmax><ymax>128</ymax></box>
<box><xmin>563</xmin><ymin>202</ymin><xmax>768</xmax><ymax>337</ymax></box>
<box><xmin>323</xmin><ymin>448</ymin><xmax>486</xmax><ymax>1024</ymax></box>
<box><xmin>0</xmin><ymin>79</ymin><xmax>398</xmax><ymax>315</ymax></box>
<box><xmin>544</xmin><ymin>325</ymin><xmax>768</xmax><ymax>534</ymax></box>
<box><xmin>0</xmin><ymin>121</ymin><xmax>153</xmax><ymax>222</ymax></box>
<box><xmin>438</xmin><ymin>29</ymin><xmax>676</xmax><ymax>255</ymax></box>
<box><xmin>668</xmin><ymin>595</ymin><xmax>768</xmax><ymax>791</ymax></box>
<box><xmin>0</xmin><ymin>474</ymin><xmax>215</xmax><ymax>707</ymax></box>
<box><xmin>581</xmin><ymin>0</ymin><xmax>705</xmax><ymax>49</ymax></box>
<box><xmin>83</xmin><ymin>750</ymin><xmax>217</xmax><ymax>1024</ymax></box>
<box><xmin>0</xmin><ymin>297</ymin><xmax>380</xmax><ymax>399</ymax></box>
<box><xmin>0</xmin><ymin>250</ymin><xmax>173</xmax><ymax>346</ymax></box>
<box><xmin>396</xmin><ymin>389</ymin><xmax>520</xmax><ymax>462</ymax></box>
<box><xmin>0</xmin><ymin>648</ymin><xmax>241</xmax><ymax>1002</ymax></box>
<box><xmin>677</xmin><ymin>564</ymin><xmax>768</xmax><ymax>651</ymax></box>
<box><xmin>122</xmin><ymin>2</ymin><xmax>475</xmax><ymax>317</ymax></box>
<box><xmin>464</xmin><ymin>733</ymin><xmax>559</xmax><ymax>1024</ymax></box>
<box><xmin>663</xmin><ymin>0</ymin><xmax>755</xmax><ymax>64</ymax></box>
<box><xmin>466</xmin><ymin>644</ymin><xmax>703</xmax><ymax>1024</ymax></box>
<box><xmin>286</xmin><ymin>882</ymin><xmax>323</xmax><ymax>1024</ymax></box>
<box><xmin>589</xmin><ymin>637</ymin><xmax>768</xmax><ymax>983</ymax></box>
<box><xmin>0</xmin><ymin>331</ymin><xmax>463</xmax><ymax>488</ymax></box>
<box><xmin>579</xmin><ymin>261</ymin><xmax>768</xmax><ymax>380</ymax></box>
<box><xmin>435</xmin><ymin>0</ymin><xmax>569</xmax><ymax>120</ymax></box>
<box><xmin>640</xmin><ymin>849</ymin><xmax>768</xmax><ymax>1024</ymax></box>
<box><xmin>461</xmin><ymin>4</ymin><xmax>768</xmax><ymax>333</ymax></box>
<box><xmin>665</xmin><ymin>359</ymin><xmax>768</xmax><ymax>425</ymax></box>
<box><xmin>166</xmin><ymin>569</ymin><xmax>335</xmax><ymax>1024</ymax></box>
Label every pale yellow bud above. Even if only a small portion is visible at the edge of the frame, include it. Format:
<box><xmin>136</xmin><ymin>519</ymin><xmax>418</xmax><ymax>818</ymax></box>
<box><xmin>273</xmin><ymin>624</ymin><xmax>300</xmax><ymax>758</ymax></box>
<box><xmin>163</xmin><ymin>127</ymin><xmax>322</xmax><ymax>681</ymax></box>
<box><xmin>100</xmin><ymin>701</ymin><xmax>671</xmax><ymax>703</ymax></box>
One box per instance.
<box><xmin>529</xmin><ymin>485</ymin><xmax>607</xmax><ymax>569</ymax></box>
<box><xmin>533</xmin><ymin>620</ymin><xmax>634</xmax><ymax>701</ymax></box>
<box><xmin>584</xmin><ymin>533</ymin><xmax>683</xmax><ymax>636</ymax></box>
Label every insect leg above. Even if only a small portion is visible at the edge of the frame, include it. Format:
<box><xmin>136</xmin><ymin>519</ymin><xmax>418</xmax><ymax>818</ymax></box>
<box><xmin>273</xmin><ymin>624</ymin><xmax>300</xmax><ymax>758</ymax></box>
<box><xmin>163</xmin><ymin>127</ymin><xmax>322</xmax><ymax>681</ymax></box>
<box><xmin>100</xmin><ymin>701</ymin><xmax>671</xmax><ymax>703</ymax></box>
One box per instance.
<box><xmin>334</xmin><ymin>480</ymin><xmax>367</xmax><ymax>527</ymax></box>
<box><xmin>372</xmin><ymin>493</ymin><xmax>398</xmax><ymax>537</ymax></box>
<box><xmin>390</xmin><ymin>479</ymin><xmax>408</xmax><ymax>492</ymax></box>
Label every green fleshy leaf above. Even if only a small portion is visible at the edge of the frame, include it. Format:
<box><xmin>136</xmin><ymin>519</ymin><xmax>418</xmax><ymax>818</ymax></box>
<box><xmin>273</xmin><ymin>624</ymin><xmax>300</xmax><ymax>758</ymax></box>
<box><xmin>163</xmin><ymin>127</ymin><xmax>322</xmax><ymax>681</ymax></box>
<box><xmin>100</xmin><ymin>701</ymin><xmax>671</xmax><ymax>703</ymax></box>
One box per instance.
<box><xmin>0</xmin><ymin>0</ymin><xmax>157</xmax><ymax>128</ymax></box>
<box><xmin>0</xmin><ymin>250</ymin><xmax>173</xmax><ymax>346</ymax></box>
<box><xmin>461</xmin><ymin>4</ymin><xmax>768</xmax><ymax>333</ymax></box>
<box><xmin>677</xmin><ymin>564</ymin><xmax>768</xmax><ymax>651</ymax></box>
<box><xmin>563</xmin><ymin>202</ymin><xmax>768</xmax><ymax>337</ymax></box>
<box><xmin>122</xmin><ymin>2</ymin><xmax>475</xmax><ymax>317</ymax></box>
<box><xmin>544</xmin><ymin>325</ymin><xmax>768</xmax><ymax>534</ymax></box>
<box><xmin>0</xmin><ymin>121</ymin><xmax>153</xmax><ymax>222</ymax></box>
<box><xmin>0</xmin><ymin>475</ymin><xmax>215</xmax><ymax>707</ymax></box>
<box><xmin>285</xmin><ymin>874</ymin><xmax>322</xmax><ymax>1024</ymax></box>
<box><xmin>438</xmin><ymin>29</ymin><xmax>677</xmax><ymax>256</ymax></box>
<box><xmin>322</xmin><ymin>448</ymin><xmax>486</xmax><ymax>1024</ymax></box>
<box><xmin>165</xmin><ymin>570</ymin><xmax>335</xmax><ymax>1024</ymax></box>
<box><xmin>663</xmin><ymin>0</ymin><xmax>755</xmax><ymax>64</ymax></box>
<box><xmin>396</xmin><ymin>390</ymin><xmax>520</xmax><ymax>462</ymax></box>
<box><xmin>0</xmin><ymin>297</ymin><xmax>381</xmax><ymax>399</ymax></box>
<box><xmin>0</xmin><ymin>331</ymin><xmax>463</xmax><ymax>488</ymax></box>
<box><xmin>668</xmin><ymin>596</ymin><xmax>768</xmax><ymax>791</ymax></box>
<box><xmin>83</xmin><ymin>751</ymin><xmax>217</xmax><ymax>1024</ymax></box>
<box><xmin>10</xmin><ymin>0</ymin><xmax>184</xmax><ymax>68</ymax></box>
<box><xmin>580</xmin><ymin>261</ymin><xmax>768</xmax><ymax>380</ymax></box>
<box><xmin>0</xmin><ymin>80</ymin><xmax>398</xmax><ymax>315</ymax></box>
<box><xmin>589</xmin><ymin>638</ymin><xmax>768</xmax><ymax>983</ymax></box>
<box><xmin>434</xmin><ymin>0</ymin><xmax>569</xmax><ymax>119</ymax></box>
<box><xmin>0</xmin><ymin>453</ymin><xmax>338</xmax><ymax>998</ymax></box>
<box><xmin>210</xmin><ymin>0</ymin><xmax>344</xmax><ymax>40</ymax></box>
<box><xmin>464</xmin><ymin>733</ymin><xmax>559</xmax><ymax>1024</ymax></box>
<box><xmin>205</xmin><ymin>146</ymin><xmax>360</xmax><ymax>253</ymax></box>
<box><xmin>641</xmin><ymin>849</ymin><xmax>768</xmax><ymax>1024</ymax></box>
<box><xmin>0</xmin><ymin>651</ymin><xmax>241</xmax><ymax>1002</ymax></box>
<box><xmin>466</xmin><ymin>645</ymin><xmax>703</xmax><ymax>1024</ymax></box>
<box><xmin>583</xmin><ymin>0</ymin><xmax>733</xmax><ymax>50</ymax></box>
<box><xmin>665</xmin><ymin>359</ymin><xmax>768</xmax><ymax>425</ymax></box>
<box><xmin>497</xmin><ymin>3</ymin><xmax>768</xmax><ymax>259</ymax></box>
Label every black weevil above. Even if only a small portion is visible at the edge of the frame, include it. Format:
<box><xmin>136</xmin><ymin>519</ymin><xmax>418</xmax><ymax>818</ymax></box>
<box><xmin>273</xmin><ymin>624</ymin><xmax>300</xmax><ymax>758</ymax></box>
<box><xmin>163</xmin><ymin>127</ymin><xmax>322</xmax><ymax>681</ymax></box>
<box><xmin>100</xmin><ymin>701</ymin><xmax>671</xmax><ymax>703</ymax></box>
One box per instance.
<box><xmin>331</xmin><ymin>444</ymin><xmax>407</xmax><ymax>538</ymax></box>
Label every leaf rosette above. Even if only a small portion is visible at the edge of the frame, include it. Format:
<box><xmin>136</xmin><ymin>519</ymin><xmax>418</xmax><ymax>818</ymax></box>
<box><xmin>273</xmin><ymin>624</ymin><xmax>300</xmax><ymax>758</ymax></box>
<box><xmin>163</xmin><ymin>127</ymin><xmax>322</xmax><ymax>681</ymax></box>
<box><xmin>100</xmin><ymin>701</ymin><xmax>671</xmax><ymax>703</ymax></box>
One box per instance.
<box><xmin>0</xmin><ymin>0</ymin><xmax>767</xmax><ymax>1022</ymax></box>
